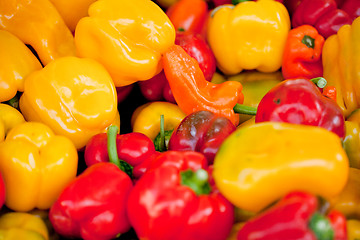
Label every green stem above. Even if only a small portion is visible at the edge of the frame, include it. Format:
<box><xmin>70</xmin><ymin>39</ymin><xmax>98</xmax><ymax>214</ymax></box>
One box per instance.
<box><xmin>180</xmin><ymin>169</ymin><xmax>211</xmax><ymax>195</ymax></box>
<box><xmin>308</xmin><ymin>212</ymin><xmax>334</xmax><ymax>240</ymax></box>
<box><xmin>233</xmin><ymin>103</ymin><xmax>257</xmax><ymax>115</ymax></box>
<box><xmin>232</xmin><ymin>0</ymin><xmax>251</xmax><ymax>5</ymax></box>
<box><xmin>311</xmin><ymin>77</ymin><xmax>327</xmax><ymax>89</ymax></box>
<box><xmin>159</xmin><ymin>115</ymin><xmax>165</xmax><ymax>152</ymax></box>
<box><xmin>301</xmin><ymin>35</ymin><xmax>315</xmax><ymax>49</ymax></box>
<box><xmin>107</xmin><ymin>125</ymin><xmax>121</xmax><ymax>168</ymax></box>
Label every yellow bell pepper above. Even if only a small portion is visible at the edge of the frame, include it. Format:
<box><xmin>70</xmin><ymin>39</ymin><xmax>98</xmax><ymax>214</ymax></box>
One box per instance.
<box><xmin>0</xmin><ymin>30</ymin><xmax>42</xmax><ymax>102</ymax></box>
<box><xmin>48</xmin><ymin>0</ymin><xmax>97</xmax><ymax>32</ymax></box>
<box><xmin>207</xmin><ymin>0</ymin><xmax>290</xmax><ymax>75</ymax></box>
<box><xmin>131</xmin><ymin>101</ymin><xmax>186</xmax><ymax>141</ymax></box>
<box><xmin>74</xmin><ymin>0</ymin><xmax>176</xmax><ymax>87</ymax></box>
<box><xmin>0</xmin><ymin>104</ymin><xmax>25</xmax><ymax>141</ymax></box>
<box><xmin>343</xmin><ymin>109</ymin><xmax>360</xmax><ymax>168</ymax></box>
<box><xmin>0</xmin><ymin>0</ymin><xmax>76</xmax><ymax>66</ymax></box>
<box><xmin>19</xmin><ymin>56</ymin><xmax>120</xmax><ymax>150</ymax></box>
<box><xmin>0</xmin><ymin>212</ymin><xmax>49</xmax><ymax>240</ymax></box>
<box><xmin>322</xmin><ymin>17</ymin><xmax>360</xmax><ymax>117</ymax></box>
<box><xmin>213</xmin><ymin>122</ymin><xmax>349</xmax><ymax>212</ymax></box>
<box><xmin>0</xmin><ymin>122</ymin><xmax>78</xmax><ymax>212</ymax></box>
<box><xmin>347</xmin><ymin>219</ymin><xmax>360</xmax><ymax>240</ymax></box>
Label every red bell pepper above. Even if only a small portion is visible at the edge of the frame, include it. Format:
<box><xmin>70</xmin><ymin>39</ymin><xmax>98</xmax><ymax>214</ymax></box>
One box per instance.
<box><xmin>0</xmin><ymin>172</ymin><xmax>5</xmax><ymax>209</ymax></box>
<box><xmin>237</xmin><ymin>191</ymin><xmax>347</xmax><ymax>240</ymax></box>
<box><xmin>127</xmin><ymin>150</ymin><xmax>234</xmax><ymax>240</ymax></box>
<box><xmin>282</xmin><ymin>25</ymin><xmax>324</xmax><ymax>80</ymax></box>
<box><xmin>291</xmin><ymin>0</ymin><xmax>352</xmax><ymax>38</ymax></box>
<box><xmin>255</xmin><ymin>78</ymin><xmax>345</xmax><ymax>138</ymax></box>
<box><xmin>337</xmin><ymin>0</ymin><xmax>360</xmax><ymax>21</ymax></box>
<box><xmin>116</xmin><ymin>85</ymin><xmax>133</xmax><ymax>103</ymax></box>
<box><xmin>168</xmin><ymin>110</ymin><xmax>236</xmax><ymax>164</ymax></box>
<box><xmin>49</xmin><ymin>126</ymin><xmax>133</xmax><ymax>240</ymax></box>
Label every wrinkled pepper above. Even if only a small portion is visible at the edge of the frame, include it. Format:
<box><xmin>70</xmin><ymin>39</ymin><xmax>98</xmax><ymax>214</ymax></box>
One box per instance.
<box><xmin>343</xmin><ymin>109</ymin><xmax>360</xmax><ymax>168</ymax></box>
<box><xmin>237</xmin><ymin>191</ymin><xmax>347</xmax><ymax>240</ymax></box>
<box><xmin>0</xmin><ymin>103</ymin><xmax>25</xmax><ymax>142</ymax></box>
<box><xmin>0</xmin><ymin>30</ymin><xmax>42</xmax><ymax>102</ymax></box>
<box><xmin>337</xmin><ymin>0</ymin><xmax>360</xmax><ymax>21</ymax></box>
<box><xmin>19</xmin><ymin>56</ymin><xmax>120</xmax><ymax>150</ymax></box>
<box><xmin>131</xmin><ymin>101</ymin><xmax>186</xmax><ymax>141</ymax></box>
<box><xmin>213</xmin><ymin>122</ymin><xmax>349</xmax><ymax>212</ymax></box>
<box><xmin>75</xmin><ymin>0</ymin><xmax>176</xmax><ymax>87</ymax></box>
<box><xmin>127</xmin><ymin>150</ymin><xmax>234</xmax><ymax>240</ymax></box>
<box><xmin>0</xmin><ymin>122</ymin><xmax>78</xmax><ymax>212</ymax></box>
<box><xmin>0</xmin><ymin>0</ymin><xmax>76</xmax><ymax>65</ymax></box>
<box><xmin>207</xmin><ymin>0</ymin><xmax>290</xmax><ymax>75</ymax></box>
<box><xmin>168</xmin><ymin>110</ymin><xmax>236</xmax><ymax>164</ymax></box>
<box><xmin>0</xmin><ymin>212</ymin><xmax>49</xmax><ymax>240</ymax></box>
<box><xmin>163</xmin><ymin>45</ymin><xmax>244</xmax><ymax>126</ymax></box>
<box><xmin>49</xmin><ymin>126</ymin><xmax>133</xmax><ymax>240</ymax></box>
<box><xmin>255</xmin><ymin>78</ymin><xmax>346</xmax><ymax>138</ymax></box>
<box><xmin>292</xmin><ymin>0</ymin><xmax>352</xmax><ymax>38</ymax></box>
<box><xmin>282</xmin><ymin>25</ymin><xmax>325</xmax><ymax>80</ymax></box>
<box><xmin>322</xmin><ymin>17</ymin><xmax>360</xmax><ymax>117</ymax></box>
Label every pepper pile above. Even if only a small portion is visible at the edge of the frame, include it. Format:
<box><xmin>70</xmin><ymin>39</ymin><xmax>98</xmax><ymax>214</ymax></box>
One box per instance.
<box><xmin>1</xmin><ymin>0</ymin><xmax>360</xmax><ymax>239</ymax></box>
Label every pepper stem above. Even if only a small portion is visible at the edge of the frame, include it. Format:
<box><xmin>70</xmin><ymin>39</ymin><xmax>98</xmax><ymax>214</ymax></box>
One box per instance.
<box><xmin>302</xmin><ymin>35</ymin><xmax>315</xmax><ymax>49</ymax></box>
<box><xmin>233</xmin><ymin>103</ymin><xmax>257</xmax><ymax>115</ymax></box>
<box><xmin>308</xmin><ymin>212</ymin><xmax>335</xmax><ymax>240</ymax></box>
<box><xmin>232</xmin><ymin>0</ymin><xmax>251</xmax><ymax>5</ymax></box>
<box><xmin>180</xmin><ymin>169</ymin><xmax>211</xmax><ymax>195</ymax></box>
<box><xmin>311</xmin><ymin>77</ymin><xmax>327</xmax><ymax>89</ymax></box>
<box><xmin>159</xmin><ymin>115</ymin><xmax>165</xmax><ymax>152</ymax></box>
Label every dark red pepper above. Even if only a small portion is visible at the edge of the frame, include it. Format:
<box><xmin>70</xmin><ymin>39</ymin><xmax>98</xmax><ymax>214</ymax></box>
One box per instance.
<box><xmin>255</xmin><ymin>78</ymin><xmax>345</xmax><ymax>138</ymax></box>
<box><xmin>168</xmin><ymin>110</ymin><xmax>236</xmax><ymax>164</ymax></box>
<box><xmin>116</xmin><ymin>84</ymin><xmax>133</xmax><ymax>103</ymax></box>
<box><xmin>127</xmin><ymin>150</ymin><xmax>234</xmax><ymax>240</ymax></box>
<box><xmin>237</xmin><ymin>191</ymin><xmax>347</xmax><ymax>240</ymax></box>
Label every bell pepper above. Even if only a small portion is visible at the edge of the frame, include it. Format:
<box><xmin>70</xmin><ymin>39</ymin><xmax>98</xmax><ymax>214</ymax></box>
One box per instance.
<box><xmin>166</xmin><ymin>0</ymin><xmax>209</xmax><ymax>38</ymax></box>
<box><xmin>0</xmin><ymin>103</ymin><xmax>25</xmax><ymax>142</ymax></box>
<box><xmin>0</xmin><ymin>0</ymin><xmax>76</xmax><ymax>65</ymax></box>
<box><xmin>168</xmin><ymin>110</ymin><xmax>236</xmax><ymax>164</ymax></box>
<box><xmin>131</xmin><ymin>101</ymin><xmax>186</xmax><ymax>141</ymax></box>
<box><xmin>343</xmin><ymin>109</ymin><xmax>360</xmax><ymax>168</ymax></box>
<box><xmin>281</xmin><ymin>25</ymin><xmax>325</xmax><ymax>80</ymax></box>
<box><xmin>163</xmin><ymin>45</ymin><xmax>244</xmax><ymax>126</ymax></box>
<box><xmin>0</xmin><ymin>172</ymin><xmax>4</xmax><ymax>210</ymax></box>
<box><xmin>0</xmin><ymin>121</ymin><xmax>78</xmax><ymax>212</ymax></box>
<box><xmin>347</xmin><ymin>219</ymin><xmax>360</xmax><ymax>240</ymax></box>
<box><xmin>337</xmin><ymin>0</ymin><xmax>360</xmax><ymax>21</ymax></box>
<box><xmin>237</xmin><ymin>191</ymin><xmax>347</xmax><ymax>240</ymax></box>
<box><xmin>127</xmin><ymin>150</ymin><xmax>234</xmax><ymax>240</ymax></box>
<box><xmin>49</xmin><ymin>125</ymin><xmax>133</xmax><ymax>240</ymax></box>
<box><xmin>292</xmin><ymin>0</ymin><xmax>352</xmax><ymax>38</ymax></box>
<box><xmin>322</xmin><ymin>17</ymin><xmax>360</xmax><ymax>117</ymax></box>
<box><xmin>116</xmin><ymin>84</ymin><xmax>134</xmax><ymax>103</ymax></box>
<box><xmin>19</xmin><ymin>56</ymin><xmax>120</xmax><ymax>150</ymax></box>
<box><xmin>74</xmin><ymin>0</ymin><xmax>176</xmax><ymax>87</ymax></box>
<box><xmin>0</xmin><ymin>212</ymin><xmax>49</xmax><ymax>240</ymax></box>
<box><xmin>255</xmin><ymin>78</ymin><xmax>346</xmax><ymax>139</ymax></box>
<box><xmin>0</xmin><ymin>30</ymin><xmax>42</xmax><ymax>102</ymax></box>
<box><xmin>213</xmin><ymin>122</ymin><xmax>349</xmax><ymax>212</ymax></box>
<box><xmin>207</xmin><ymin>0</ymin><xmax>290</xmax><ymax>75</ymax></box>
<box><xmin>48</xmin><ymin>0</ymin><xmax>97</xmax><ymax>32</ymax></box>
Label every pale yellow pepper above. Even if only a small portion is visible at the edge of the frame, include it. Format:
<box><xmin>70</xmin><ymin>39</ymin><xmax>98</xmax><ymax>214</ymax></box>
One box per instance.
<box><xmin>0</xmin><ymin>0</ymin><xmax>76</xmax><ymax>65</ymax></box>
<box><xmin>213</xmin><ymin>122</ymin><xmax>349</xmax><ymax>212</ymax></box>
<box><xmin>0</xmin><ymin>30</ymin><xmax>42</xmax><ymax>102</ymax></box>
<box><xmin>19</xmin><ymin>56</ymin><xmax>120</xmax><ymax>150</ymax></box>
<box><xmin>0</xmin><ymin>212</ymin><xmax>49</xmax><ymax>240</ymax></box>
<box><xmin>0</xmin><ymin>104</ymin><xmax>25</xmax><ymax>141</ymax></box>
<box><xmin>0</xmin><ymin>122</ymin><xmax>78</xmax><ymax>212</ymax></box>
<box><xmin>75</xmin><ymin>0</ymin><xmax>176</xmax><ymax>87</ymax></box>
<box><xmin>207</xmin><ymin>0</ymin><xmax>290</xmax><ymax>75</ymax></box>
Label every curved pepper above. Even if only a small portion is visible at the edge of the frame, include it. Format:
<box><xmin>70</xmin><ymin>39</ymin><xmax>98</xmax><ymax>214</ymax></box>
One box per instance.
<box><xmin>0</xmin><ymin>30</ymin><xmax>42</xmax><ymax>102</ymax></box>
<box><xmin>131</xmin><ymin>101</ymin><xmax>186</xmax><ymax>141</ymax></box>
<box><xmin>282</xmin><ymin>25</ymin><xmax>325</xmax><ymax>80</ymax></box>
<box><xmin>0</xmin><ymin>212</ymin><xmax>49</xmax><ymax>240</ymax></box>
<box><xmin>0</xmin><ymin>103</ymin><xmax>25</xmax><ymax>142</ymax></box>
<box><xmin>0</xmin><ymin>122</ymin><xmax>78</xmax><ymax>212</ymax></box>
<box><xmin>0</xmin><ymin>0</ymin><xmax>76</xmax><ymax>65</ymax></box>
<box><xmin>322</xmin><ymin>17</ymin><xmax>360</xmax><ymax>117</ymax></box>
<box><xmin>168</xmin><ymin>110</ymin><xmax>236</xmax><ymax>164</ymax></box>
<box><xmin>347</xmin><ymin>219</ymin><xmax>360</xmax><ymax>240</ymax></box>
<box><xmin>163</xmin><ymin>45</ymin><xmax>244</xmax><ymax>126</ymax></box>
<box><xmin>255</xmin><ymin>78</ymin><xmax>346</xmax><ymax>138</ymax></box>
<box><xmin>19</xmin><ymin>56</ymin><xmax>120</xmax><ymax>150</ymax></box>
<box><xmin>75</xmin><ymin>0</ymin><xmax>176</xmax><ymax>87</ymax></box>
<box><xmin>207</xmin><ymin>0</ymin><xmax>290</xmax><ymax>75</ymax></box>
<box><xmin>127</xmin><ymin>151</ymin><xmax>234</xmax><ymax>240</ymax></box>
<box><xmin>292</xmin><ymin>0</ymin><xmax>352</xmax><ymax>38</ymax></box>
<box><xmin>343</xmin><ymin>109</ymin><xmax>360</xmax><ymax>168</ymax></box>
<box><xmin>213</xmin><ymin>122</ymin><xmax>349</xmax><ymax>212</ymax></box>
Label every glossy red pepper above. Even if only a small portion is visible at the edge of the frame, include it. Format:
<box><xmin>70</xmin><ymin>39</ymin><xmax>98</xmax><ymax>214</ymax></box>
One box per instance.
<box><xmin>0</xmin><ymin>172</ymin><xmax>5</xmax><ymax>209</ymax></box>
<box><xmin>237</xmin><ymin>191</ymin><xmax>347</xmax><ymax>240</ymax></box>
<box><xmin>116</xmin><ymin>85</ymin><xmax>133</xmax><ymax>103</ymax></box>
<box><xmin>49</xmin><ymin>126</ymin><xmax>133</xmax><ymax>240</ymax></box>
<box><xmin>255</xmin><ymin>78</ymin><xmax>345</xmax><ymax>138</ymax></box>
<box><xmin>127</xmin><ymin>150</ymin><xmax>234</xmax><ymax>240</ymax></box>
<box><xmin>168</xmin><ymin>110</ymin><xmax>236</xmax><ymax>164</ymax></box>
<box><xmin>292</xmin><ymin>0</ymin><xmax>352</xmax><ymax>38</ymax></box>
